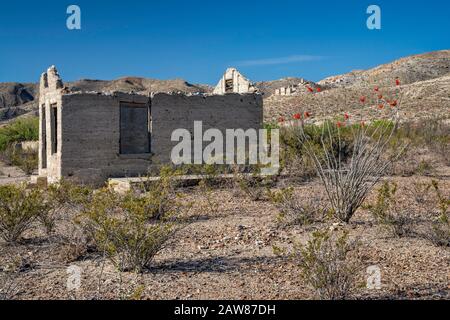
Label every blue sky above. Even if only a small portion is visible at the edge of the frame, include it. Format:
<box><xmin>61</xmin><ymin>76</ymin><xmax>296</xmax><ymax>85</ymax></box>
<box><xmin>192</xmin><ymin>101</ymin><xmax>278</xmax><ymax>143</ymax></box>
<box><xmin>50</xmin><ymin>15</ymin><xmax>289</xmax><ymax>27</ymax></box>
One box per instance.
<box><xmin>0</xmin><ymin>0</ymin><xmax>449</xmax><ymax>84</ymax></box>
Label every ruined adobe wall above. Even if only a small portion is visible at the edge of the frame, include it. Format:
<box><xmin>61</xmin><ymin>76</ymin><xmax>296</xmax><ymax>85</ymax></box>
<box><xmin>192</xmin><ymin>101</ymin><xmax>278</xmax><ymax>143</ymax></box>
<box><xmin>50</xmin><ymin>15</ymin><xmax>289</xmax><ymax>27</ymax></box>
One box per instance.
<box><xmin>39</xmin><ymin>66</ymin><xmax>64</xmax><ymax>181</ymax></box>
<box><xmin>60</xmin><ymin>93</ymin><xmax>152</xmax><ymax>184</ymax></box>
<box><xmin>151</xmin><ymin>93</ymin><xmax>263</xmax><ymax>163</ymax></box>
<box><xmin>213</xmin><ymin>68</ymin><xmax>257</xmax><ymax>94</ymax></box>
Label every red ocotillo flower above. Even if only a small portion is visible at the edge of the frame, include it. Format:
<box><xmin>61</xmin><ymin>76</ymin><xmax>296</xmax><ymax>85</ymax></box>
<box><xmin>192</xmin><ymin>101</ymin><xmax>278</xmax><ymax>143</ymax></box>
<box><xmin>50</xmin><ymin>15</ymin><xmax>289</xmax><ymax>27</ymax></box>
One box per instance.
<box><xmin>378</xmin><ymin>104</ymin><xmax>384</xmax><ymax>110</ymax></box>
<box><xmin>293</xmin><ymin>113</ymin><xmax>302</xmax><ymax>120</ymax></box>
<box><xmin>344</xmin><ymin>113</ymin><xmax>350</xmax><ymax>120</ymax></box>
<box><xmin>278</xmin><ymin>116</ymin><xmax>285</xmax><ymax>123</ymax></box>
<box><xmin>304</xmin><ymin>112</ymin><xmax>311</xmax><ymax>118</ymax></box>
<box><xmin>374</xmin><ymin>86</ymin><xmax>379</xmax><ymax>92</ymax></box>
<box><xmin>316</xmin><ymin>87</ymin><xmax>322</xmax><ymax>92</ymax></box>
<box><xmin>337</xmin><ymin>121</ymin><xmax>344</xmax><ymax>128</ymax></box>
<box><xmin>390</xmin><ymin>100</ymin><xmax>398</xmax><ymax>107</ymax></box>
<box><xmin>306</xmin><ymin>86</ymin><xmax>314</xmax><ymax>93</ymax></box>
<box><xmin>360</xmin><ymin>96</ymin><xmax>366</xmax><ymax>104</ymax></box>
<box><xmin>396</xmin><ymin>79</ymin><xmax>401</xmax><ymax>86</ymax></box>
<box><xmin>378</xmin><ymin>94</ymin><xmax>383</xmax><ymax>99</ymax></box>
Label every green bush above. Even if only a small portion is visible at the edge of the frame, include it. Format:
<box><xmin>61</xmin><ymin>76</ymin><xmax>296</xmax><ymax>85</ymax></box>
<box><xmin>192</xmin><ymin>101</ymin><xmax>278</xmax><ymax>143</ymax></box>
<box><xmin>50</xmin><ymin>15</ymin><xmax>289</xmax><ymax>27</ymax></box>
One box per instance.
<box><xmin>269</xmin><ymin>187</ymin><xmax>323</xmax><ymax>227</ymax></box>
<box><xmin>427</xmin><ymin>180</ymin><xmax>450</xmax><ymax>247</ymax></box>
<box><xmin>38</xmin><ymin>180</ymin><xmax>92</xmax><ymax>235</ymax></box>
<box><xmin>234</xmin><ymin>172</ymin><xmax>274</xmax><ymax>201</ymax></box>
<box><xmin>0</xmin><ymin>117</ymin><xmax>39</xmax><ymax>152</ymax></box>
<box><xmin>80</xmin><ymin>187</ymin><xmax>178</xmax><ymax>272</ymax></box>
<box><xmin>0</xmin><ymin>184</ymin><xmax>49</xmax><ymax>243</ymax></box>
<box><xmin>139</xmin><ymin>166</ymin><xmax>184</xmax><ymax>220</ymax></box>
<box><xmin>2</xmin><ymin>145</ymin><xmax>38</xmax><ymax>175</ymax></box>
<box><xmin>296</xmin><ymin>229</ymin><xmax>359</xmax><ymax>300</ymax></box>
<box><xmin>279</xmin><ymin>122</ymin><xmax>359</xmax><ymax>182</ymax></box>
<box><xmin>368</xmin><ymin>181</ymin><xmax>414</xmax><ymax>237</ymax></box>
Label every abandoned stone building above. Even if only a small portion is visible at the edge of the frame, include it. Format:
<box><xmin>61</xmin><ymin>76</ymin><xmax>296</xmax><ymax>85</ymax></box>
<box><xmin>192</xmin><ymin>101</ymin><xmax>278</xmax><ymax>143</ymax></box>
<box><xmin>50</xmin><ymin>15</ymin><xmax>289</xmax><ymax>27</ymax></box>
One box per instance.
<box><xmin>38</xmin><ymin>66</ymin><xmax>263</xmax><ymax>185</ymax></box>
<box><xmin>213</xmin><ymin>68</ymin><xmax>257</xmax><ymax>95</ymax></box>
<box><xmin>274</xmin><ymin>79</ymin><xmax>316</xmax><ymax>96</ymax></box>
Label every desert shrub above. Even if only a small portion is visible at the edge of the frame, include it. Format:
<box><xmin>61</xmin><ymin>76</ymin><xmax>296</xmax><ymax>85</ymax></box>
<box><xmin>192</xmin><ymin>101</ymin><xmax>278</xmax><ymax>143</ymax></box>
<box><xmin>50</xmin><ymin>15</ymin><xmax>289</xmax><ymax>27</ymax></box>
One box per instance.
<box><xmin>1</xmin><ymin>144</ymin><xmax>38</xmax><ymax>175</ymax></box>
<box><xmin>16</xmin><ymin>149</ymin><xmax>38</xmax><ymax>175</ymax></box>
<box><xmin>293</xmin><ymin>82</ymin><xmax>405</xmax><ymax>223</ymax></box>
<box><xmin>427</xmin><ymin>180</ymin><xmax>450</xmax><ymax>247</ymax></box>
<box><xmin>393</xmin><ymin>119</ymin><xmax>450</xmax><ymax>164</ymax></box>
<box><xmin>296</xmin><ymin>229</ymin><xmax>359</xmax><ymax>300</ymax></box>
<box><xmin>80</xmin><ymin>187</ymin><xmax>178</xmax><ymax>272</ymax></box>
<box><xmin>270</xmin><ymin>187</ymin><xmax>323</xmax><ymax>227</ymax></box>
<box><xmin>416</xmin><ymin>160</ymin><xmax>435</xmax><ymax>176</ymax></box>
<box><xmin>0</xmin><ymin>272</ymin><xmax>18</xmax><ymax>300</ymax></box>
<box><xmin>0</xmin><ymin>117</ymin><xmax>39</xmax><ymax>152</ymax></box>
<box><xmin>197</xmin><ymin>179</ymin><xmax>220</xmax><ymax>214</ymax></box>
<box><xmin>0</xmin><ymin>184</ymin><xmax>50</xmax><ymax>243</ymax></box>
<box><xmin>138</xmin><ymin>166</ymin><xmax>184</xmax><ymax>220</ymax></box>
<box><xmin>184</xmin><ymin>163</ymin><xmax>225</xmax><ymax>181</ymax></box>
<box><xmin>300</xmin><ymin>120</ymin><xmax>404</xmax><ymax>223</ymax></box>
<box><xmin>280</xmin><ymin>123</ymin><xmax>355</xmax><ymax>182</ymax></box>
<box><xmin>368</xmin><ymin>181</ymin><xmax>414</xmax><ymax>237</ymax></box>
<box><xmin>39</xmin><ymin>180</ymin><xmax>92</xmax><ymax>235</ymax></box>
<box><xmin>407</xmin><ymin>179</ymin><xmax>432</xmax><ymax>205</ymax></box>
<box><xmin>234</xmin><ymin>172</ymin><xmax>275</xmax><ymax>201</ymax></box>
<box><xmin>0</xmin><ymin>254</ymin><xmax>25</xmax><ymax>300</ymax></box>
<box><xmin>429</xmin><ymin>215</ymin><xmax>450</xmax><ymax>247</ymax></box>
<box><xmin>389</xmin><ymin>119</ymin><xmax>450</xmax><ymax>175</ymax></box>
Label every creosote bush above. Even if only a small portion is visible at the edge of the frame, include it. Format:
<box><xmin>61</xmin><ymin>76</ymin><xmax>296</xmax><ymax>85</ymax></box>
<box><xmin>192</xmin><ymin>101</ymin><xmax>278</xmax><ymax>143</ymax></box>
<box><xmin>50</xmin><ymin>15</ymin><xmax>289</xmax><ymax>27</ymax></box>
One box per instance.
<box><xmin>2</xmin><ymin>145</ymin><xmax>38</xmax><ymax>175</ymax></box>
<box><xmin>368</xmin><ymin>181</ymin><xmax>414</xmax><ymax>237</ymax></box>
<box><xmin>296</xmin><ymin>228</ymin><xmax>359</xmax><ymax>300</ymax></box>
<box><xmin>0</xmin><ymin>117</ymin><xmax>39</xmax><ymax>152</ymax></box>
<box><xmin>0</xmin><ymin>272</ymin><xmax>17</xmax><ymax>300</ymax></box>
<box><xmin>40</xmin><ymin>180</ymin><xmax>92</xmax><ymax>235</ymax></box>
<box><xmin>80</xmin><ymin>187</ymin><xmax>179</xmax><ymax>272</ymax></box>
<box><xmin>427</xmin><ymin>180</ymin><xmax>450</xmax><ymax>247</ymax></box>
<box><xmin>407</xmin><ymin>179</ymin><xmax>432</xmax><ymax>205</ymax></box>
<box><xmin>269</xmin><ymin>187</ymin><xmax>323</xmax><ymax>227</ymax></box>
<box><xmin>138</xmin><ymin>166</ymin><xmax>185</xmax><ymax>220</ymax></box>
<box><xmin>233</xmin><ymin>171</ymin><xmax>275</xmax><ymax>201</ymax></box>
<box><xmin>0</xmin><ymin>184</ymin><xmax>49</xmax><ymax>243</ymax></box>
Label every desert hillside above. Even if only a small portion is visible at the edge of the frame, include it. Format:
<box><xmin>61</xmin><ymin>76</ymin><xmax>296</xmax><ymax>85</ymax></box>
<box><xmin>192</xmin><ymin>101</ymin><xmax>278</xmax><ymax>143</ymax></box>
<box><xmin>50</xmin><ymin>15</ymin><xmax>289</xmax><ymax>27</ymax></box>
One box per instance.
<box><xmin>265</xmin><ymin>50</ymin><xmax>450</xmax><ymax>123</ymax></box>
<box><xmin>319</xmin><ymin>50</ymin><xmax>450</xmax><ymax>88</ymax></box>
<box><xmin>0</xmin><ymin>50</ymin><xmax>449</xmax><ymax>124</ymax></box>
<box><xmin>255</xmin><ymin>77</ymin><xmax>318</xmax><ymax>97</ymax></box>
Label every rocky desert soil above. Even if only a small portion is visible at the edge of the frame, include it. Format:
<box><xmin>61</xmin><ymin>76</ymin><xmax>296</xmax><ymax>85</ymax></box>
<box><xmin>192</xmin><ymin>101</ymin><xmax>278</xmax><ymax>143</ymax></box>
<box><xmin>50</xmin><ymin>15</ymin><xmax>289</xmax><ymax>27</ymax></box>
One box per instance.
<box><xmin>0</xmin><ymin>172</ymin><xmax>449</xmax><ymax>300</ymax></box>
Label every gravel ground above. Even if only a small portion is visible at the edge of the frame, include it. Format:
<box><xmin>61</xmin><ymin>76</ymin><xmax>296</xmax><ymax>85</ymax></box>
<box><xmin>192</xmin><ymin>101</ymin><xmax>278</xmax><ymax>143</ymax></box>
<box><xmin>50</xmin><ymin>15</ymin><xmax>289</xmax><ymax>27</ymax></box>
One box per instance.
<box><xmin>1</xmin><ymin>174</ymin><xmax>449</xmax><ymax>300</ymax></box>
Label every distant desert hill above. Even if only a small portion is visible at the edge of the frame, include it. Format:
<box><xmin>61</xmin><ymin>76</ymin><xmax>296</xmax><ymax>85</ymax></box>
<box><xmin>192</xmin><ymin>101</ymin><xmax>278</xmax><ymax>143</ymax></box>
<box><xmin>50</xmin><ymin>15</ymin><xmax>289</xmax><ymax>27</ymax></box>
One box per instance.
<box><xmin>255</xmin><ymin>77</ymin><xmax>318</xmax><ymax>96</ymax></box>
<box><xmin>0</xmin><ymin>83</ymin><xmax>38</xmax><ymax>109</ymax></box>
<box><xmin>264</xmin><ymin>50</ymin><xmax>450</xmax><ymax>123</ymax></box>
<box><xmin>319</xmin><ymin>50</ymin><xmax>450</xmax><ymax>88</ymax></box>
<box><xmin>0</xmin><ymin>50</ymin><xmax>448</xmax><ymax>123</ymax></box>
<box><xmin>68</xmin><ymin>77</ymin><xmax>212</xmax><ymax>95</ymax></box>
<box><xmin>0</xmin><ymin>77</ymin><xmax>212</xmax><ymax>122</ymax></box>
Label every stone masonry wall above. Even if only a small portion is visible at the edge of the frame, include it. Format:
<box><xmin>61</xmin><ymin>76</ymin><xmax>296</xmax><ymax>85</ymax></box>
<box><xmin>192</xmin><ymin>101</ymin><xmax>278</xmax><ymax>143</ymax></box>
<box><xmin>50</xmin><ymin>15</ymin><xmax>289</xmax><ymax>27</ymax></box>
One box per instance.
<box><xmin>60</xmin><ymin>93</ymin><xmax>152</xmax><ymax>184</ymax></box>
<box><xmin>213</xmin><ymin>68</ymin><xmax>257</xmax><ymax>94</ymax></box>
<box><xmin>39</xmin><ymin>67</ymin><xmax>263</xmax><ymax>185</ymax></box>
<box><xmin>151</xmin><ymin>93</ymin><xmax>263</xmax><ymax>163</ymax></box>
<box><xmin>39</xmin><ymin>66</ymin><xmax>64</xmax><ymax>182</ymax></box>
